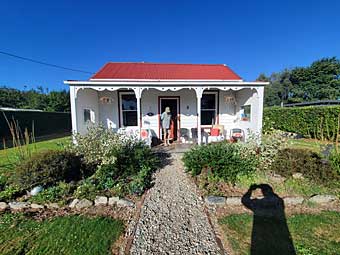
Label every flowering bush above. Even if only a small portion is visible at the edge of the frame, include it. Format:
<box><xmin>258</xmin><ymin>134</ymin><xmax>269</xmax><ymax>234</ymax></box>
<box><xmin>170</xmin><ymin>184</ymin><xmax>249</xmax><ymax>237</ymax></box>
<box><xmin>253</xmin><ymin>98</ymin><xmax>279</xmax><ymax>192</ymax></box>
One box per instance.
<box><xmin>69</xmin><ymin>126</ymin><xmax>120</xmax><ymax>166</ymax></box>
<box><xmin>259</xmin><ymin>130</ymin><xmax>288</xmax><ymax>170</ymax></box>
<box><xmin>70</xmin><ymin>126</ymin><xmax>160</xmax><ymax>197</ymax></box>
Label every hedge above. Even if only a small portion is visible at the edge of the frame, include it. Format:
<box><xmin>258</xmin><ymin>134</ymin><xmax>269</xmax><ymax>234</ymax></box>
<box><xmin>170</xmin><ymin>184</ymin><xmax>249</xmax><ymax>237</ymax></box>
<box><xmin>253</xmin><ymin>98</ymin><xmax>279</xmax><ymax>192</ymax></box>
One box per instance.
<box><xmin>263</xmin><ymin>106</ymin><xmax>340</xmax><ymax>141</ymax></box>
<box><xmin>0</xmin><ymin>110</ymin><xmax>71</xmax><ymax>145</ymax></box>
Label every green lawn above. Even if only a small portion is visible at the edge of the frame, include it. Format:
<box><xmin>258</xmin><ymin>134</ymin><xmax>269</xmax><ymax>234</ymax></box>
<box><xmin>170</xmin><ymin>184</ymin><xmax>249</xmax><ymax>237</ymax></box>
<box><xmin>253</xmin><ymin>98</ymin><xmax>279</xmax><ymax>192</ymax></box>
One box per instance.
<box><xmin>0</xmin><ymin>213</ymin><xmax>124</xmax><ymax>255</ymax></box>
<box><xmin>219</xmin><ymin>211</ymin><xmax>340</xmax><ymax>255</ymax></box>
<box><xmin>0</xmin><ymin>136</ymin><xmax>70</xmax><ymax>170</ymax></box>
<box><xmin>287</xmin><ymin>138</ymin><xmax>332</xmax><ymax>153</ymax></box>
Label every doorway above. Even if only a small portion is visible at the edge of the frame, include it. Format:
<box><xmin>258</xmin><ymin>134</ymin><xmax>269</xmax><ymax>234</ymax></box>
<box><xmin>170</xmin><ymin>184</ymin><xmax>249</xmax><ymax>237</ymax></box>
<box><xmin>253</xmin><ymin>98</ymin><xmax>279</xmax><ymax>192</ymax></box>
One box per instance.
<box><xmin>159</xmin><ymin>97</ymin><xmax>180</xmax><ymax>142</ymax></box>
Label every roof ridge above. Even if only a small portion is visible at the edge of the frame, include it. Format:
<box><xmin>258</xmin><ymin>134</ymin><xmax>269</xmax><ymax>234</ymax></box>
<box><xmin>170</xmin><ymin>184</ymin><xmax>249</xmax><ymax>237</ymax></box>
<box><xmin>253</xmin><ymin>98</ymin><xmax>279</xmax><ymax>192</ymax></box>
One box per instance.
<box><xmin>107</xmin><ymin>62</ymin><xmax>226</xmax><ymax>66</ymax></box>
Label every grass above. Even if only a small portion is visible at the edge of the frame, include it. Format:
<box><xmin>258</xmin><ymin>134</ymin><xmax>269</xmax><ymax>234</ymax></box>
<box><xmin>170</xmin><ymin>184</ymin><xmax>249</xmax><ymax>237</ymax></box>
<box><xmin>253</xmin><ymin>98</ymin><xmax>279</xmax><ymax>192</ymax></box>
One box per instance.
<box><xmin>236</xmin><ymin>171</ymin><xmax>339</xmax><ymax>197</ymax></box>
<box><xmin>287</xmin><ymin>138</ymin><xmax>332</xmax><ymax>153</ymax></box>
<box><xmin>219</xmin><ymin>211</ymin><xmax>340</xmax><ymax>255</ymax></box>
<box><xmin>0</xmin><ymin>213</ymin><xmax>124</xmax><ymax>255</ymax></box>
<box><xmin>0</xmin><ymin>136</ymin><xmax>70</xmax><ymax>170</ymax></box>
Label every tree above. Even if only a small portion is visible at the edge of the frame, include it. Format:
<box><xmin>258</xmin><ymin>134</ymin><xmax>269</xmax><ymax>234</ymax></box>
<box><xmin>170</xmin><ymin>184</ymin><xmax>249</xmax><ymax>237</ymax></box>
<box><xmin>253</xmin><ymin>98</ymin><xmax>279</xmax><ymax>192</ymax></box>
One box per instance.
<box><xmin>0</xmin><ymin>86</ymin><xmax>70</xmax><ymax>112</ymax></box>
<box><xmin>263</xmin><ymin>57</ymin><xmax>340</xmax><ymax>106</ymax></box>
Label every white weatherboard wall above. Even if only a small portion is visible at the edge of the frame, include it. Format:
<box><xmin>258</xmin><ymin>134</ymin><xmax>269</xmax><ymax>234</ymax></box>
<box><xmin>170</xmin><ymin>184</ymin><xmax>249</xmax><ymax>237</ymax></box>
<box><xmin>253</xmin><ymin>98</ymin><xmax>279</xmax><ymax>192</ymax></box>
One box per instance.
<box><xmin>98</xmin><ymin>90</ymin><xmax>119</xmax><ymax>129</ymax></box>
<box><xmin>234</xmin><ymin>88</ymin><xmax>260</xmax><ymax>136</ymax></box>
<box><xmin>218</xmin><ymin>90</ymin><xmax>237</xmax><ymax>137</ymax></box>
<box><xmin>76</xmin><ymin>89</ymin><xmax>99</xmax><ymax>135</ymax></box>
<box><xmin>141</xmin><ymin>88</ymin><xmax>197</xmax><ymax>138</ymax></box>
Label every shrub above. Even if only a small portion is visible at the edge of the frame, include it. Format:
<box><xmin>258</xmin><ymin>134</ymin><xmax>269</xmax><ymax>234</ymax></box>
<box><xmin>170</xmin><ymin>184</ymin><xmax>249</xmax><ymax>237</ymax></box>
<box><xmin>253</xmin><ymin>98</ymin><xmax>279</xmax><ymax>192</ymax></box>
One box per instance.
<box><xmin>0</xmin><ymin>185</ymin><xmax>22</xmax><ymax>202</ymax></box>
<box><xmin>12</xmin><ymin>150</ymin><xmax>91</xmax><ymax>190</ymax></box>
<box><xmin>259</xmin><ymin>130</ymin><xmax>288</xmax><ymax>170</ymax></box>
<box><xmin>69</xmin><ymin>126</ymin><xmax>120</xmax><ymax>165</ymax></box>
<box><xmin>263</xmin><ymin>106</ymin><xmax>340</xmax><ymax>141</ymax></box>
<box><xmin>95</xmin><ymin>140</ymin><xmax>160</xmax><ymax>195</ymax></box>
<box><xmin>73</xmin><ymin>179</ymin><xmax>98</xmax><ymax>200</ymax></box>
<box><xmin>183</xmin><ymin>142</ymin><xmax>258</xmax><ymax>184</ymax></box>
<box><xmin>329</xmin><ymin>148</ymin><xmax>340</xmax><ymax>175</ymax></box>
<box><xmin>70</xmin><ymin>126</ymin><xmax>160</xmax><ymax>197</ymax></box>
<box><xmin>271</xmin><ymin>148</ymin><xmax>339</xmax><ymax>185</ymax></box>
<box><xmin>29</xmin><ymin>182</ymin><xmax>76</xmax><ymax>204</ymax></box>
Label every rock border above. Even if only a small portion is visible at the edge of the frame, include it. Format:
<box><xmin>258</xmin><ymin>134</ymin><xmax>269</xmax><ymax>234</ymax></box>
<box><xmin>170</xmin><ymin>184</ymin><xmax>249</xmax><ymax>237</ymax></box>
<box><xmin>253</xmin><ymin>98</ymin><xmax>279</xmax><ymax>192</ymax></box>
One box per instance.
<box><xmin>0</xmin><ymin>196</ymin><xmax>135</xmax><ymax>212</ymax></box>
<box><xmin>204</xmin><ymin>194</ymin><xmax>339</xmax><ymax>207</ymax></box>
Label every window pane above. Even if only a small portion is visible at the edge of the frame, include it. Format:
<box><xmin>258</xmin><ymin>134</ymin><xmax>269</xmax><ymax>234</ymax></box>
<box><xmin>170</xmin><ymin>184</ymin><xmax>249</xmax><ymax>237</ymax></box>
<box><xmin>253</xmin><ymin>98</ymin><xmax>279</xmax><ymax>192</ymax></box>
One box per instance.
<box><xmin>241</xmin><ymin>105</ymin><xmax>251</xmax><ymax>121</ymax></box>
<box><xmin>122</xmin><ymin>95</ymin><xmax>137</xmax><ymax>110</ymax></box>
<box><xmin>84</xmin><ymin>109</ymin><xmax>91</xmax><ymax>122</ymax></box>
<box><xmin>201</xmin><ymin>94</ymin><xmax>216</xmax><ymax>109</ymax></box>
<box><xmin>201</xmin><ymin>110</ymin><xmax>216</xmax><ymax>125</ymax></box>
<box><xmin>123</xmin><ymin>111</ymin><xmax>137</xmax><ymax>126</ymax></box>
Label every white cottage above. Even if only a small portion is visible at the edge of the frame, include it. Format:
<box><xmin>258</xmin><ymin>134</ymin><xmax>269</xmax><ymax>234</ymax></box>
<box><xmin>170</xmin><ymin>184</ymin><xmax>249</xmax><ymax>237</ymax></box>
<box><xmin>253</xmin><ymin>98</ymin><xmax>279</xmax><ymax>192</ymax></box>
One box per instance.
<box><xmin>65</xmin><ymin>62</ymin><xmax>268</xmax><ymax>145</ymax></box>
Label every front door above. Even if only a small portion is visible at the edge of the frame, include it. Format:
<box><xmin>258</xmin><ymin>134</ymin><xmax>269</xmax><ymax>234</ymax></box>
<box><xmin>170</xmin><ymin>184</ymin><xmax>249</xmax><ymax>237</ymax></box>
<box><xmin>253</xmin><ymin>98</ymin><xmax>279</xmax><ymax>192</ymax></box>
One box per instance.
<box><xmin>159</xmin><ymin>97</ymin><xmax>180</xmax><ymax>142</ymax></box>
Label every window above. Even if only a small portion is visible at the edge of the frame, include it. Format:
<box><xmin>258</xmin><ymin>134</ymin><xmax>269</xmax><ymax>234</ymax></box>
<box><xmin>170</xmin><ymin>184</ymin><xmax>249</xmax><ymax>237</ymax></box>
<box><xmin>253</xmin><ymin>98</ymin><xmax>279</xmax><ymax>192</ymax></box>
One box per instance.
<box><xmin>241</xmin><ymin>105</ymin><xmax>251</xmax><ymax>121</ymax></box>
<box><xmin>84</xmin><ymin>109</ymin><xmax>95</xmax><ymax>123</ymax></box>
<box><xmin>120</xmin><ymin>93</ymin><xmax>137</xmax><ymax>127</ymax></box>
<box><xmin>201</xmin><ymin>92</ymin><xmax>217</xmax><ymax>125</ymax></box>
<box><xmin>84</xmin><ymin>109</ymin><xmax>91</xmax><ymax>123</ymax></box>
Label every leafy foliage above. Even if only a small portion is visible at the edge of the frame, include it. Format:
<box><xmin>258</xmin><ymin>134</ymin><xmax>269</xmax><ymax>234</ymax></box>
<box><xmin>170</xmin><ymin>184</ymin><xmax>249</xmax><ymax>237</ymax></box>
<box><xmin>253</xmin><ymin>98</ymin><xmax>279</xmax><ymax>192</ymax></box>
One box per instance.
<box><xmin>329</xmin><ymin>148</ymin><xmax>340</xmax><ymax>175</ymax></box>
<box><xmin>68</xmin><ymin>125</ymin><xmax>120</xmax><ymax>166</ymax></box>
<box><xmin>70</xmin><ymin>126</ymin><xmax>160</xmax><ymax>197</ymax></box>
<box><xmin>29</xmin><ymin>182</ymin><xmax>76</xmax><ymax>204</ymax></box>
<box><xmin>182</xmin><ymin>142</ymin><xmax>258</xmax><ymax>184</ymax></box>
<box><xmin>0</xmin><ymin>86</ymin><xmax>70</xmax><ymax>112</ymax></box>
<box><xmin>262</xmin><ymin>57</ymin><xmax>340</xmax><ymax>106</ymax></box>
<box><xmin>271</xmin><ymin>148</ymin><xmax>339</xmax><ymax>185</ymax></box>
<box><xmin>263</xmin><ymin>106</ymin><xmax>340</xmax><ymax>141</ymax></box>
<box><xmin>12</xmin><ymin>150</ymin><xmax>92</xmax><ymax>190</ymax></box>
<box><xmin>0</xmin><ymin>185</ymin><xmax>22</xmax><ymax>201</ymax></box>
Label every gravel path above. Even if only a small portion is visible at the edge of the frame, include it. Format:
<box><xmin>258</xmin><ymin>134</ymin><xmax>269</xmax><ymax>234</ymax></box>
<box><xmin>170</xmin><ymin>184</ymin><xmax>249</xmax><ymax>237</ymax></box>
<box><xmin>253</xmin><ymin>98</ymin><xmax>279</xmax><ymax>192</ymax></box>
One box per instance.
<box><xmin>130</xmin><ymin>154</ymin><xmax>223</xmax><ymax>255</ymax></box>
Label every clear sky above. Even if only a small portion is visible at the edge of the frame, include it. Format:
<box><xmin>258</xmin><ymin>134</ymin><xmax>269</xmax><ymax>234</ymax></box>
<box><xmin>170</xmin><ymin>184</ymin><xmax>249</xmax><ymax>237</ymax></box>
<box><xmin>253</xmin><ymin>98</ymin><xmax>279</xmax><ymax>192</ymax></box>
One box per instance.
<box><xmin>1</xmin><ymin>0</ymin><xmax>339</xmax><ymax>91</ymax></box>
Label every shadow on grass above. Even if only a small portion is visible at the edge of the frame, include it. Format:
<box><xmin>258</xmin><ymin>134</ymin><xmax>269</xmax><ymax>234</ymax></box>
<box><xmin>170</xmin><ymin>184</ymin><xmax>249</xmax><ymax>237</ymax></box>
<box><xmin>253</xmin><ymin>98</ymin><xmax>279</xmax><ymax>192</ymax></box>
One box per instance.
<box><xmin>242</xmin><ymin>184</ymin><xmax>296</xmax><ymax>255</ymax></box>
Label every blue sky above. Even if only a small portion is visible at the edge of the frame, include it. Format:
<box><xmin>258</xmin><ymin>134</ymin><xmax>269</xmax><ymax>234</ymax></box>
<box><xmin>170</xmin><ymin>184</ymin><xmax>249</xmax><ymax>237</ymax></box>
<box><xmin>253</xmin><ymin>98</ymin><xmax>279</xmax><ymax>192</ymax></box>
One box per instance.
<box><xmin>0</xmin><ymin>0</ymin><xmax>339</xmax><ymax>91</ymax></box>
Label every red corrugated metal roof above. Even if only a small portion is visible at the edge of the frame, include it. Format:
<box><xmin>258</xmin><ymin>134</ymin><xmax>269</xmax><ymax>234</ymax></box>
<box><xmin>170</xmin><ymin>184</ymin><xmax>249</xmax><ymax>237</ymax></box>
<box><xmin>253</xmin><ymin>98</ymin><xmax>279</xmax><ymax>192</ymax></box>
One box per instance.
<box><xmin>91</xmin><ymin>62</ymin><xmax>242</xmax><ymax>80</ymax></box>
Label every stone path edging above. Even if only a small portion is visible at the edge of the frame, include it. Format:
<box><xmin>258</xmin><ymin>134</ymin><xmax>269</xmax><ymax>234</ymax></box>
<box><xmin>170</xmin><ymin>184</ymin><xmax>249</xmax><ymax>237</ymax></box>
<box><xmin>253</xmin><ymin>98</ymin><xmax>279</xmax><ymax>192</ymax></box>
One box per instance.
<box><xmin>0</xmin><ymin>196</ymin><xmax>135</xmax><ymax>212</ymax></box>
<box><xmin>204</xmin><ymin>194</ymin><xmax>339</xmax><ymax>207</ymax></box>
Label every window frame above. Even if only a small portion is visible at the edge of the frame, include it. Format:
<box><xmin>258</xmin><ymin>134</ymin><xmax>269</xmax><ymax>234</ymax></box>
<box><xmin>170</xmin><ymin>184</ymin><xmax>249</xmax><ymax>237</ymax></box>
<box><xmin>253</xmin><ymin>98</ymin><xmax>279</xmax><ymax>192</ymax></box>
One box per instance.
<box><xmin>83</xmin><ymin>108</ymin><xmax>91</xmax><ymax>123</ymax></box>
<box><xmin>240</xmin><ymin>104</ymin><xmax>251</xmax><ymax>122</ymax></box>
<box><xmin>201</xmin><ymin>91</ymin><xmax>218</xmax><ymax>126</ymax></box>
<box><xmin>119</xmin><ymin>91</ymin><xmax>138</xmax><ymax>127</ymax></box>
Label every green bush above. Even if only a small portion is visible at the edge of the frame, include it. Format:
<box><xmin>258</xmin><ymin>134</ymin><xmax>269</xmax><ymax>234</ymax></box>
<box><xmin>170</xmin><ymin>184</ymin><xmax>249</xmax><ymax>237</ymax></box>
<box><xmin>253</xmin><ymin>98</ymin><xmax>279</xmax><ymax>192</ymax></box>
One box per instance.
<box><xmin>29</xmin><ymin>182</ymin><xmax>76</xmax><ymax>204</ymax></box>
<box><xmin>183</xmin><ymin>142</ymin><xmax>258</xmax><ymax>184</ymax></box>
<box><xmin>12</xmin><ymin>150</ymin><xmax>92</xmax><ymax>190</ymax></box>
<box><xmin>69</xmin><ymin>126</ymin><xmax>160</xmax><ymax>197</ymax></box>
<box><xmin>271</xmin><ymin>148</ymin><xmax>339</xmax><ymax>185</ymax></box>
<box><xmin>74</xmin><ymin>179</ymin><xmax>99</xmax><ymax>200</ymax></box>
<box><xmin>69</xmin><ymin>126</ymin><xmax>120</xmax><ymax>165</ymax></box>
<box><xmin>0</xmin><ymin>185</ymin><xmax>22</xmax><ymax>201</ymax></box>
<box><xmin>329</xmin><ymin>148</ymin><xmax>340</xmax><ymax>175</ymax></box>
<box><xmin>263</xmin><ymin>106</ymin><xmax>340</xmax><ymax>141</ymax></box>
<box><xmin>95</xmin><ymin>140</ymin><xmax>160</xmax><ymax>196</ymax></box>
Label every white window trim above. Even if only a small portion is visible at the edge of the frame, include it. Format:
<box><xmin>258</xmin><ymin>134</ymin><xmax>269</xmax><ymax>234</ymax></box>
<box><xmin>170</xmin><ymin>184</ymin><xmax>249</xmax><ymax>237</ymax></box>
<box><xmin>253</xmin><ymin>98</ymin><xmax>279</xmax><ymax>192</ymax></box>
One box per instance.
<box><xmin>201</xmin><ymin>91</ymin><xmax>218</xmax><ymax>126</ymax></box>
<box><xmin>119</xmin><ymin>91</ymin><xmax>138</xmax><ymax>127</ymax></box>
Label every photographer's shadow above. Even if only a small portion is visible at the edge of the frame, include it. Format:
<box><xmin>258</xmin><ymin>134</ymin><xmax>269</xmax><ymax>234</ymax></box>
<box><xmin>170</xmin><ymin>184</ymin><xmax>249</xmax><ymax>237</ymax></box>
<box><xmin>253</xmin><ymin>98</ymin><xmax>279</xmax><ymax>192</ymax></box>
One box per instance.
<box><xmin>241</xmin><ymin>184</ymin><xmax>296</xmax><ymax>255</ymax></box>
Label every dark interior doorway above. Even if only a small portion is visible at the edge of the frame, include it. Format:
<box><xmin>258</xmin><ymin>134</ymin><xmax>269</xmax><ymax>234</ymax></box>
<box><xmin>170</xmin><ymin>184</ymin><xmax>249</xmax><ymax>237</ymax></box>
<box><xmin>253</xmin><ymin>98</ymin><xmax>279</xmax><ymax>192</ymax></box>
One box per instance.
<box><xmin>159</xmin><ymin>97</ymin><xmax>179</xmax><ymax>142</ymax></box>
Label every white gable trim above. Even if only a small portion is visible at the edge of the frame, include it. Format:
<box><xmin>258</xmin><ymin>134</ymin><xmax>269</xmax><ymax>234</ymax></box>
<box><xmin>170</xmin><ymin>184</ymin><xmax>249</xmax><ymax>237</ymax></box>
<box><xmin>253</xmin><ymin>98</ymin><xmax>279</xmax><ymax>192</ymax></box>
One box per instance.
<box><xmin>64</xmin><ymin>80</ymin><xmax>268</xmax><ymax>86</ymax></box>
